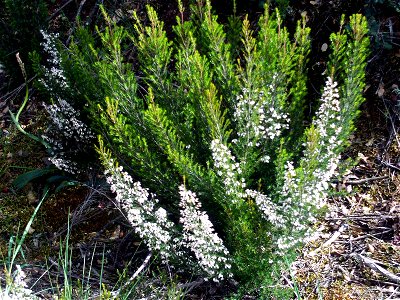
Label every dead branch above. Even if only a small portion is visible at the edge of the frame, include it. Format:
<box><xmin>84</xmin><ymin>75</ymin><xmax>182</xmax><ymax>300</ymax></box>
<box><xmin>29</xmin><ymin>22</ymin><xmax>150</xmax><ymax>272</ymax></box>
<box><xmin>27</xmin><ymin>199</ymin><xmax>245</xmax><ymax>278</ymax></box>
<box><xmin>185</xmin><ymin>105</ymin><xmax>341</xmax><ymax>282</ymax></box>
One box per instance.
<box><xmin>110</xmin><ymin>252</ymin><xmax>152</xmax><ymax>297</ymax></box>
<box><xmin>344</xmin><ymin>175</ymin><xmax>389</xmax><ymax>185</ymax></box>
<box><xmin>47</xmin><ymin>0</ymin><xmax>74</xmax><ymax>21</ymax></box>
<box><xmin>351</xmin><ymin>253</ymin><xmax>400</xmax><ymax>284</ymax></box>
<box><xmin>326</xmin><ymin>214</ymin><xmax>397</xmax><ymax>221</ymax></box>
<box><xmin>381</xmin><ymin>160</ymin><xmax>400</xmax><ymax>172</ymax></box>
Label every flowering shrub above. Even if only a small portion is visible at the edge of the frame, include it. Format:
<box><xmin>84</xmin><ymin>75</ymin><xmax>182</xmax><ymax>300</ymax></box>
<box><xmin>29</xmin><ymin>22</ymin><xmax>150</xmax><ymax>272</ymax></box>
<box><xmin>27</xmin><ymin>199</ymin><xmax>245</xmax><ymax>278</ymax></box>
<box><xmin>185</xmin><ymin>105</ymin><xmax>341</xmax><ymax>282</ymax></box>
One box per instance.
<box><xmin>42</xmin><ymin>97</ymin><xmax>94</xmax><ymax>174</ymax></box>
<box><xmin>35</xmin><ymin>0</ymin><xmax>369</xmax><ymax>296</ymax></box>
<box><xmin>102</xmin><ymin>154</ymin><xmax>178</xmax><ymax>262</ymax></box>
<box><xmin>36</xmin><ymin>30</ymin><xmax>96</xmax><ymax>175</ymax></box>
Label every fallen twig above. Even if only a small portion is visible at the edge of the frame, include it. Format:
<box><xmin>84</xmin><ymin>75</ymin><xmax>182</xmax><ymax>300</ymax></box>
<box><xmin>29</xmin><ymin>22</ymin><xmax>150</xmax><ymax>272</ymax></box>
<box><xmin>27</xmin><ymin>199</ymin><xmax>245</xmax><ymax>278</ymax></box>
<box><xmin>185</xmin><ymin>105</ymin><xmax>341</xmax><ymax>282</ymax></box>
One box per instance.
<box><xmin>336</xmin><ymin>264</ymin><xmax>352</xmax><ymax>281</ymax></box>
<box><xmin>351</xmin><ymin>253</ymin><xmax>400</xmax><ymax>284</ymax></box>
<box><xmin>111</xmin><ymin>252</ymin><xmax>152</xmax><ymax>297</ymax></box>
<box><xmin>2</xmin><ymin>77</ymin><xmax>36</xmax><ymax>103</ymax></box>
<box><xmin>47</xmin><ymin>0</ymin><xmax>73</xmax><ymax>22</ymax></box>
<box><xmin>381</xmin><ymin>160</ymin><xmax>400</xmax><ymax>172</ymax></box>
<box><xmin>344</xmin><ymin>175</ymin><xmax>389</xmax><ymax>185</ymax></box>
<box><xmin>350</xmin><ymin>228</ymin><xmax>393</xmax><ymax>241</ymax></box>
<box><xmin>125</xmin><ymin>252</ymin><xmax>152</xmax><ymax>283</ymax></box>
<box><xmin>177</xmin><ymin>278</ymin><xmax>206</xmax><ymax>293</ymax></box>
<box><xmin>375</xmin><ymin>286</ymin><xmax>400</xmax><ymax>298</ymax></box>
<box><xmin>326</xmin><ymin>214</ymin><xmax>397</xmax><ymax>221</ymax></box>
<box><xmin>47</xmin><ymin>0</ymin><xmax>74</xmax><ymax>21</ymax></box>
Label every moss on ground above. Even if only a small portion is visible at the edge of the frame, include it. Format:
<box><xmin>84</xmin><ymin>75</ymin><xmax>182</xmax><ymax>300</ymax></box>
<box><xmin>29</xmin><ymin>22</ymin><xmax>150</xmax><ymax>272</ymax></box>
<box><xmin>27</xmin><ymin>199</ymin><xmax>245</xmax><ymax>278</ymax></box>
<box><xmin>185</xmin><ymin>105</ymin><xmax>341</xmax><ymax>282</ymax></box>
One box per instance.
<box><xmin>0</xmin><ymin>123</ymin><xmax>47</xmax><ymax>255</ymax></box>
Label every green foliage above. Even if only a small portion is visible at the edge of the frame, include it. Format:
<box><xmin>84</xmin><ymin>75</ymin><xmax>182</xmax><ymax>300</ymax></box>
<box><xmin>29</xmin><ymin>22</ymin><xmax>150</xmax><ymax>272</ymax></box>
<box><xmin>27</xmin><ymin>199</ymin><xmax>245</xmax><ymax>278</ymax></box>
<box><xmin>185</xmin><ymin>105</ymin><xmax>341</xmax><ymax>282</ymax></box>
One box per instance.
<box><xmin>9</xmin><ymin>70</ymin><xmax>51</xmax><ymax>148</ymax></box>
<box><xmin>35</xmin><ymin>1</ymin><xmax>370</xmax><ymax>297</ymax></box>
<box><xmin>329</xmin><ymin>14</ymin><xmax>370</xmax><ymax>147</ymax></box>
<box><xmin>11</xmin><ymin>167</ymin><xmax>56</xmax><ymax>190</ymax></box>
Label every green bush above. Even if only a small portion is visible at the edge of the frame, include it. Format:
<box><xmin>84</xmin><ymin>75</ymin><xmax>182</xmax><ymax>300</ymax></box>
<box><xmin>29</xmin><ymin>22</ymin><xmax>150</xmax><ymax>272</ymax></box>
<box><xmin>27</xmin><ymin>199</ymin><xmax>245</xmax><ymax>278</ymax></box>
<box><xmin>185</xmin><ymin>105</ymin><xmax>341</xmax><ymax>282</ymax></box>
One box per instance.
<box><xmin>36</xmin><ymin>0</ymin><xmax>369</xmax><ymax>297</ymax></box>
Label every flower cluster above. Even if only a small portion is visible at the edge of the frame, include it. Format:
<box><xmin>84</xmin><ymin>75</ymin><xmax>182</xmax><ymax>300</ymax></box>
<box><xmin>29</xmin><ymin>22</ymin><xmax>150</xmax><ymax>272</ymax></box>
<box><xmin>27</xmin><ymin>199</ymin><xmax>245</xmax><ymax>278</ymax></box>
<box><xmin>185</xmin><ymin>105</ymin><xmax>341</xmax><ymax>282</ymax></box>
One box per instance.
<box><xmin>245</xmin><ymin>189</ymin><xmax>283</xmax><ymax>227</ymax></box>
<box><xmin>104</xmin><ymin>158</ymin><xmax>178</xmax><ymax>262</ymax></box>
<box><xmin>179</xmin><ymin>185</ymin><xmax>232</xmax><ymax>281</ymax></box>
<box><xmin>276</xmin><ymin>77</ymin><xmax>343</xmax><ymax>252</ymax></box>
<box><xmin>0</xmin><ymin>265</ymin><xmax>38</xmax><ymax>300</ymax></box>
<box><xmin>43</xmin><ymin>99</ymin><xmax>94</xmax><ymax>143</ymax></box>
<box><xmin>38</xmin><ymin>32</ymin><xmax>94</xmax><ymax>174</ymax></box>
<box><xmin>47</xmin><ymin>157</ymin><xmax>80</xmax><ymax>174</ymax></box>
<box><xmin>302</xmin><ymin>76</ymin><xmax>343</xmax><ymax>209</ymax></box>
<box><xmin>210</xmin><ymin>139</ymin><xmax>245</xmax><ymax>198</ymax></box>
<box><xmin>104</xmin><ymin>158</ymin><xmax>233</xmax><ymax>281</ymax></box>
<box><xmin>42</xmin><ymin>98</ymin><xmax>94</xmax><ymax>174</ymax></box>
<box><xmin>313</xmin><ymin>77</ymin><xmax>343</xmax><ymax>161</ymax></box>
<box><xmin>39</xmin><ymin>30</ymin><xmax>69</xmax><ymax>92</ymax></box>
<box><xmin>233</xmin><ymin>88</ymin><xmax>289</xmax><ymax>149</ymax></box>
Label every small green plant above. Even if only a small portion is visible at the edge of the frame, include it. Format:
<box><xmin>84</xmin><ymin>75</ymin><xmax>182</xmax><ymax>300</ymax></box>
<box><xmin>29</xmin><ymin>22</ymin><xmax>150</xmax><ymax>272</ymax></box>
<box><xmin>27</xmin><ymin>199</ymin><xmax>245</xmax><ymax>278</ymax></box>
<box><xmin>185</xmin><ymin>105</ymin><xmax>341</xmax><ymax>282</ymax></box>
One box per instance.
<box><xmin>9</xmin><ymin>54</ymin><xmax>50</xmax><ymax>149</ymax></box>
<box><xmin>43</xmin><ymin>215</ymin><xmax>110</xmax><ymax>299</ymax></box>
<box><xmin>0</xmin><ymin>187</ymin><xmax>49</xmax><ymax>299</ymax></box>
<box><xmin>35</xmin><ymin>0</ymin><xmax>369</xmax><ymax>297</ymax></box>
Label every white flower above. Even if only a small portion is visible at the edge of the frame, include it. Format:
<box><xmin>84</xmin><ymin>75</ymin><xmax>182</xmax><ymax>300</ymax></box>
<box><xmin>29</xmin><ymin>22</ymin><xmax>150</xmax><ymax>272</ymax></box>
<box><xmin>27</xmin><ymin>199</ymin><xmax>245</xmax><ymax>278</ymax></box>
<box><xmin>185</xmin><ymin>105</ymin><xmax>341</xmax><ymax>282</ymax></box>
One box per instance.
<box><xmin>245</xmin><ymin>189</ymin><xmax>284</xmax><ymax>227</ymax></box>
<box><xmin>179</xmin><ymin>185</ymin><xmax>232</xmax><ymax>281</ymax></box>
<box><xmin>211</xmin><ymin>139</ymin><xmax>245</xmax><ymax>198</ymax></box>
<box><xmin>40</xmin><ymin>30</ymin><xmax>69</xmax><ymax>91</ymax></box>
<box><xmin>276</xmin><ymin>77</ymin><xmax>343</xmax><ymax>252</ymax></box>
<box><xmin>233</xmin><ymin>87</ymin><xmax>290</xmax><ymax>167</ymax></box>
<box><xmin>104</xmin><ymin>158</ymin><xmax>179</xmax><ymax>262</ymax></box>
<box><xmin>42</xmin><ymin>98</ymin><xmax>94</xmax><ymax>174</ymax></box>
<box><xmin>0</xmin><ymin>265</ymin><xmax>38</xmax><ymax>300</ymax></box>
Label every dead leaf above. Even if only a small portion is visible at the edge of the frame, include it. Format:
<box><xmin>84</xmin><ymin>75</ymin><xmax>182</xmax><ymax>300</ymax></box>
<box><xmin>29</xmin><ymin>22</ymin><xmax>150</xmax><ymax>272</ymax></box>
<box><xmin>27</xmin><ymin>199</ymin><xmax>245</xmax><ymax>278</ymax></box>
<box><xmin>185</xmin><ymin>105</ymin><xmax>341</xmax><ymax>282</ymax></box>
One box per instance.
<box><xmin>368</xmin><ymin>243</ymin><xmax>375</xmax><ymax>254</ymax></box>
<box><xmin>341</xmin><ymin>204</ymin><xmax>350</xmax><ymax>215</ymax></box>
<box><xmin>366</xmin><ymin>138</ymin><xmax>374</xmax><ymax>147</ymax></box>
<box><xmin>358</xmin><ymin>152</ymin><xmax>368</xmax><ymax>163</ymax></box>
<box><xmin>377</xmin><ymin>83</ymin><xmax>385</xmax><ymax>97</ymax></box>
<box><xmin>27</xmin><ymin>191</ymin><xmax>36</xmax><ymax>204</ymax></box>
<box><xmin>110</xmin><ymin>225</ymin><xmax>121</xmax><ymax>240</ymax></box>
<box><xmin>362</xmin><ymin>206</ymin><xmax>371</xmax><ymax>213</ymax></box>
